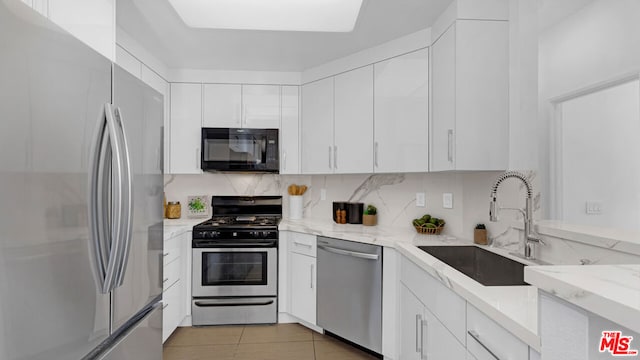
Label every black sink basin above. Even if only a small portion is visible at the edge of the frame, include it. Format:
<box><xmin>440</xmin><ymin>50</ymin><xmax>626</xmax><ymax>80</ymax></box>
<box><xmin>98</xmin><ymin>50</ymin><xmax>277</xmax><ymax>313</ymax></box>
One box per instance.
<box><xmin>418</xmin><ymin>246</ymin><xmax>527</xmax><ymax>286</ymax></box>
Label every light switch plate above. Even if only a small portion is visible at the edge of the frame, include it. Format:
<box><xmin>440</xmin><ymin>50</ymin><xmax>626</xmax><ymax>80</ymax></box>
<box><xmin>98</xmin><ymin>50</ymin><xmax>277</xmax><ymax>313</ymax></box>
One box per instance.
<box><xmin>416</xmin><ymin>193</ymin><xmax>426</xmax><ymax>207</ymax></box>
<box><xmin>443</xmin><ymin>193</ymin><xmax>453</xmax><ymax>209</ymax></box>
<box><xmin>320</xmin><ymin>189</ymin><xmax>327</xmax><ymax>201</ymax></box>
<box><xmin>585</xmin><ymin>201</ymin><xmax>602</xmax><ymax>214</ymax></box>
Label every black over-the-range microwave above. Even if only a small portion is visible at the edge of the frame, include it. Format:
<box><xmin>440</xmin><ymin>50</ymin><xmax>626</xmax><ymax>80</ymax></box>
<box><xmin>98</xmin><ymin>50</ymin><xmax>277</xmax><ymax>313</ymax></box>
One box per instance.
<box><xmin>201</xmin><ymin>128</ymin><xmax>279</xmax><ymax>173</ymax></box>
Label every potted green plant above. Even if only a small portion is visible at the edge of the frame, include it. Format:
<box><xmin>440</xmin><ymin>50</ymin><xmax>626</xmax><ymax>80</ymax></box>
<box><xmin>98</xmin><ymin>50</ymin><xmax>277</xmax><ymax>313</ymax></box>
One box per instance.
<box><xmin>362</xmin><ymin>205</ymin><xmax>377</xmax><ymax>226</ymax></box>
<box><xmin>474</xmin><ymin>223</ymin><xmax>488</xmax><ymax>245</ymax></box>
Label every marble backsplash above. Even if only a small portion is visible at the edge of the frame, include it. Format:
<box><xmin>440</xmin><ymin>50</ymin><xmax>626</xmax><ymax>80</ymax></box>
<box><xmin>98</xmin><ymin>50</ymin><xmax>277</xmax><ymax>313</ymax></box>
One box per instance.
<box><xmin>164</xmin><ymin>171</ymin><xmax>537</xmax><ymax>243</ymax></box>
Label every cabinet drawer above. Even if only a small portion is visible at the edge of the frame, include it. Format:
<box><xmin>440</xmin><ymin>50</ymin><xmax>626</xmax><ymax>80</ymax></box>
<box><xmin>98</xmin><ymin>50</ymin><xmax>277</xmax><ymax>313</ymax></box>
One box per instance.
<box><xmin>400</xmin><ymin>256</ymin><xmax>466</xmax><ymax>344</ymax></box>
<box><xmin>466</xmin><ymin>304</ymin><xmax>528</xmax><ymax>360</ymax></box>
<box><xmin>290</xmin><ymin>232</ymin><xmax>316</xmax><ymax>257</ymax></box>
<box><xmin>163</xmin><ymin>234</ymin><xmax>182</xmax><ymax>266</ymax></box>
<box><xmin>162</xmin><ymin>279</ymin><xmax>182</xmax><ymax>342</ymax></box>
<box><xmin>163</xmin><ymin>257</ymin><xmax>181</xmax><ymax>292</ymax></box>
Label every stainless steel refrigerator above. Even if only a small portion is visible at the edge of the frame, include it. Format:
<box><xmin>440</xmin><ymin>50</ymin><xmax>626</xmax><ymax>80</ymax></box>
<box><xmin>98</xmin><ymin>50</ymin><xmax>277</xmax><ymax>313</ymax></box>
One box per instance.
<box><xmin>0</xmin><ymin>1</ymin><xmax>164</xmax><ymax>359</ymax></box>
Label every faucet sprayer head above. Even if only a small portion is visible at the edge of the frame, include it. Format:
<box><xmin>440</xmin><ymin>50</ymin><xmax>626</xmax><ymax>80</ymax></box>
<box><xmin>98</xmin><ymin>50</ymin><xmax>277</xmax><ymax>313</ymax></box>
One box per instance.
<box><xmin>489</xmin><ymin>196</ymin><xmax>498</xmax><ymax>222</ymax></box>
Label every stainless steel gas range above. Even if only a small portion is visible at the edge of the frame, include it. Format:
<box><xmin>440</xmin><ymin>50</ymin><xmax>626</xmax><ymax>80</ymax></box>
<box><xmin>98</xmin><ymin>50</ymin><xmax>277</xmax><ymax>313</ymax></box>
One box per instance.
<box><xmin>191</xmin><ymin>196</ymin><xmax>281</xmax><ymax>326</ymax></box>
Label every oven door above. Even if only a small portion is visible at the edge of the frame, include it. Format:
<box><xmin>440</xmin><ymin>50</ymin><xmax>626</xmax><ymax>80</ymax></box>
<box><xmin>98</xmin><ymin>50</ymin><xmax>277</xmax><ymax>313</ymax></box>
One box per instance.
<box><xmin>192</xmin><ymin>247</ymin><xmax>277</xmax><ymax>297</ymax></box>
<box><xmin>201</xmin><ymin>128</ymin><xmax>279</xmax><ymax>172</ymax></box>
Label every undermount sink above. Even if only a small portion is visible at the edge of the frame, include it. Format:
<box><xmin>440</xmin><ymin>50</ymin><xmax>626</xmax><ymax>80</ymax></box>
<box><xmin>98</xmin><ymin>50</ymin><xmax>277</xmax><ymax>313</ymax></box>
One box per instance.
<box><xmin>418</xmin><ymin>246</ymin><xmax>527</xmax><ymax>286</ymax></box>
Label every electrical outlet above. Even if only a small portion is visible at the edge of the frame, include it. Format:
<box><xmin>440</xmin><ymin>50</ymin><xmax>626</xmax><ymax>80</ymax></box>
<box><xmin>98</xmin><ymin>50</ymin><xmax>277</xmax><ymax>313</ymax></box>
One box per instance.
<box><xmin>416</xmin><ymin>193</ymin><xmax>426</xmax><ymax>207</ymax></box>
<box><xmin>585</xmin><ymin>201</ymin><xmax>602</xmax><ymax>214</ymax></box>
<box><xmin>320</xmin><ymin>189</ymin><xmax>327</xmax><ymax>201</ymax></box>
<box><xmin>443</xmin><ymin>193</ymin><xmax>453</xmax><ymax>209</ymax></box>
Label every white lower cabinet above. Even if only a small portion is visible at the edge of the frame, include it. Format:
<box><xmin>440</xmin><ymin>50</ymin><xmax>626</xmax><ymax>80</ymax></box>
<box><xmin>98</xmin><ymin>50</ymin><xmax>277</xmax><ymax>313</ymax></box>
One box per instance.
<box><xmin>289</xmin><ymin>252</ymin><xmax>316</xmax><ymax>325</ymax></box>
<box><xmin>162</xmin><ymin>231</ymin><xmax>189</xmax><ymax>342</ymax></box>
<box><xmin>400</xmin><ymin>284</ymin><xmax>466</xmax><ymax>360</ymax></box>
<box><xmin>466</xmin><ymin>304</ymin><xmax>528</xmax><ymax>360</ymax></box>
<box><xmin>288</xmin><ymin>232</ymin><xmax>317</xmax><ymax>326</ymax></box>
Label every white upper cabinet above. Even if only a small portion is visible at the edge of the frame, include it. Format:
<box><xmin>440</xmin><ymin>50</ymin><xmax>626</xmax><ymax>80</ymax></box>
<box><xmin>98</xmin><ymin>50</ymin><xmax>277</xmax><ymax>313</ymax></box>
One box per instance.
<box><xmin>48</xmin><ymin>0</ymin><xmax>115</xmax><ymax>60</ymax></box>
<box><xmin>430</xmin><ymin>20</ymin><xmax>509</xmax><ymax>171</ymax></box>
<box><xmin>334</xmin><ymin>65</ymin><xmax>374</xmax><ymax>174</ymax></box>
<box><xmin>280</xmin><ymin>86</ymin><xmax>300</xmax><ymax>174</ymax></box>
<box><xmin>301</xmin><ymin>77</ymin><xmax>334</xmax><ymax>174</ymax></box>
<box><xmin>243</xmin><ymin>85</ymin><xmax>280</xmax><ymax>129</ymax></box>
<box><xmin>374</xmin><ymin>49</ymin><xmax>429</xmax><ymax>173</ymax></box>
<box><xmin>170</xmin><ymin>83</ymin><xmax>202</xmax><ymax>174</ymax></box>
<box><xmin>203</xmin><ymin>84</ymin><xmax>242</xmax><ymax>128</ymax></box>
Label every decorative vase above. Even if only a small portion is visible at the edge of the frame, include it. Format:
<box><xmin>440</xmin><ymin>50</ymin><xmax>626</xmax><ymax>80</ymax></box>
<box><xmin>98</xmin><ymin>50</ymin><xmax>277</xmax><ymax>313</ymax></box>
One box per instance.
<box><xmin>362</xmin><ymin>214</ymin><xmax>377</xmax><ymax>226</ymax></box>
<box><xmin>474</xmin><ymin>229</ymin><xmax>488</xmax><ymax>245</ymax></box>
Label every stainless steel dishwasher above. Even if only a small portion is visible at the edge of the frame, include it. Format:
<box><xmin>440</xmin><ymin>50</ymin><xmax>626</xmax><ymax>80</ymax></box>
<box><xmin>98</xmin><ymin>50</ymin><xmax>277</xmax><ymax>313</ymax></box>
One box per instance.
<box><xmin>317</xmin><ymin>236</ymin><xmax>382</xmax><ymax>354</ymax></box>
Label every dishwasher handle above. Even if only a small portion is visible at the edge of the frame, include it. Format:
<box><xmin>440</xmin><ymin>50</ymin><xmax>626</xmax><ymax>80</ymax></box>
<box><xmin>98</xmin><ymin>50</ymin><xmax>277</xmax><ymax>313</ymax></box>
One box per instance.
<box><xmin>318</xmin><ymin>245</ymin><xmax>379</xmax><ymax>260</ymax></box>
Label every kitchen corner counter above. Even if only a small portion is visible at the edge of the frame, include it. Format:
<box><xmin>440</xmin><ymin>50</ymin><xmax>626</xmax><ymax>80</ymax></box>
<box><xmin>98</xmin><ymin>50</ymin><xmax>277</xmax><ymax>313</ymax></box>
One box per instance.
<box><xmin>163</xmin><ymin>218</ymin><xmax>203</xmax><ymax>240</ymax></box>
<box><xmin>525</xmin><ymin>264</ymin><xmax>640</xmax><ymax>334</ymax></box>
<box><xmin>278</xmin><ymin>218</ymin><xmax>462</xmax><ymax>248</ymax></box>
<box><xmin>279</xmin><ymin>218</ymin><xmax>541</xmax><ymax>351</ymax></box>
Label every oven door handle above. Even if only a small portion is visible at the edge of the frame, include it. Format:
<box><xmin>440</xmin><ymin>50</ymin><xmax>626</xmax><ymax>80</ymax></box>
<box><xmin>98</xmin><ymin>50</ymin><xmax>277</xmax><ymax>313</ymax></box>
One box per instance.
<box><xmin>194</xmin><ymin>299</ymin><xmax>275</xmax><ymax>307</ymax></box>
<box><xmin>193</xmin><ymin>242</ymin><xmax>277</xmax><ymax>248</ymax></box>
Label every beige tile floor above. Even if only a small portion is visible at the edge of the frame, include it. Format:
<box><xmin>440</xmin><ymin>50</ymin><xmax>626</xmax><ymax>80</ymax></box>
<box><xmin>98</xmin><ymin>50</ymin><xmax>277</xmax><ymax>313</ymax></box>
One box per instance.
<box><xmin>163</xmin><ymin>324</ymin><xmax>379</xmax><ymax>360</ymax></box>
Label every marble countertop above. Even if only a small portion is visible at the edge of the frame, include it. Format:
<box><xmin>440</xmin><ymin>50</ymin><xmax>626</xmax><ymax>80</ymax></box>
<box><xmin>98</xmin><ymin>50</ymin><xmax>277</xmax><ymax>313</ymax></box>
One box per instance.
<box><xmin>525</xmin><ymin>264</ymin><xmax>640</xmax><ymax>334</ymax></box>
<box><xmin>280</xmin><ymin>218</ymin><xmax>541</xmax><ymax>350</ymax></box>
<box><xmin>163</xmin><ymin>218</ymin><xmax>203</xmax><ymax>239</ymax></box>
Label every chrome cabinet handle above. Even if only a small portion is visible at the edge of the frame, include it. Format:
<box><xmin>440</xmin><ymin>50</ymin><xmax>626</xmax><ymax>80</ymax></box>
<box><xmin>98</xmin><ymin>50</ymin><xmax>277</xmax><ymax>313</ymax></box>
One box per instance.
<box><xmin>282</xmin><ymin>151</ymin><xmax>286</xmax><ymax>171</ymax></box>
<box><xmin>374</xmin><ymin>142</ymin><xmax>379</xmax><ymax>167</ymax></box>
<box><xmin>421</xmin><ymin>319</ymin><xmax>428</xmax><ymax>360</ymax></box>
<box><xmin>334</xmin><ymin>145</ymin><xmax>338</xmax><ymax>169</ymax></box>
<box><xmin>328</xmin><ymin>146</ymin><xmax>332</xmax><ymax>169</ymax></box>
<box><xmin>113</xmin><ymin>106</ymin><xmax>133</xmax><ymax>288</ymax></box>
<box><xmin>318</xmin><ymin>245</ymin><xmax>379</xmax><ymax>260</ymax></box>
<box><xmin>310</xmin><ymin>264</ymin><xmax>314</xmax><ymax>289</ymax></box>
<box><xmin>468</xmin><ymin>330</ymin><xmax>501</xmax><ymax>360</ymax></box>
<box><xmin>447</xmin><ymin>129</ymin><xmax>454</xmax><ymax>163</ymax></box>
<box><xmin>415</xmin><ymin>314</ymin><xmax>422</xmax><ymax>353</ymax></box>
<box><xmin>196</xmin><ymin>148</ymin><xmax>200</xmax><ymax>169</ymax></box>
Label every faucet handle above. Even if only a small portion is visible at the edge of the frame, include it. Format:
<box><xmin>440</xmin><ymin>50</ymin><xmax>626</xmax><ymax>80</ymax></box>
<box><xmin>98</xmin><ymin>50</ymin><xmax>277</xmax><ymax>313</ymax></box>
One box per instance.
<box><xmin>527</xmin><ymin>235</ymin><xmax>545</xmax><ymax>246</ymax></box>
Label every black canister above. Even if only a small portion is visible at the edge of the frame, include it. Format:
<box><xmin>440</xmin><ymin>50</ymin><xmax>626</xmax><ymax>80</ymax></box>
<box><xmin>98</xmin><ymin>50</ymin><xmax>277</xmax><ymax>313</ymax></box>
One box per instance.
<box><xmin>333</xmin><ymin>202</ymin><xmax>349</xmax><ymax>223</ymax></box>
<box><xmin>347</xmin><ymin>202</ymin><xmax>364</xmax><ymax>224</ymax></box>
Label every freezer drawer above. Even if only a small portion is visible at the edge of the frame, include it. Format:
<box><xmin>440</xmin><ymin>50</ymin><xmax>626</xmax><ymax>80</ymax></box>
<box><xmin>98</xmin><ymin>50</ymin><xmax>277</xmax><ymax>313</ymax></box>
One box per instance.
<box><xmin>101</xmin><ymin>305</ymin><xmax>162</xmax><ymax>360</ymax></box>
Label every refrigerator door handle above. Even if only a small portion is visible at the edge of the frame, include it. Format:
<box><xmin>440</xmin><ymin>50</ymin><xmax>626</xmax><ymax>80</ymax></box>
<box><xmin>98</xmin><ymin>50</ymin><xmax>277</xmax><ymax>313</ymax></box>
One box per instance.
<box><xmin>104</xmin><ymin>103</ymin><xmax>125</xmax><ymax>293</ymax></box>
<box><xmin>88</xmin><ymin>104</ymin><xmax>125</xmax><ymax>294</ymax></box>
<box><xmin>112</xmin><ymin>106</ymin><xmax>134</xmax><ymax>288</ymax></box>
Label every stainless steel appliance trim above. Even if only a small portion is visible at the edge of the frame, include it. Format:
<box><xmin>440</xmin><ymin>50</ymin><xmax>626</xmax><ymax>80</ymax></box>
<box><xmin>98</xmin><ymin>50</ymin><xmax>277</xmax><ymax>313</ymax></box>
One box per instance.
<box><xmin>193</xmin><ymin>299</ymin><xmax>275</xmax><ymax>307</ymax></box>
<box><xmin>103</xmin><ymin>103</ymin><xmax>124</xmax><ymax>293</ymax></box>
<box><xmin>468</xmin><ymin>330</ymin><xmax>501</xmax><ymax>360</ymax></box>
<box><xmin>317</xmin><ymin>245</ymin><xmax>379</xmax><ymax>260</ymax></box>
<box><xmin>192</xmin><ymin>247</ymin><xmax>278</xmax><ymax>297</ymax></box>
<box><xmin>114</xmin><ymin>106</ymin><xmax>134</xmax><ymax>288</ymax></box>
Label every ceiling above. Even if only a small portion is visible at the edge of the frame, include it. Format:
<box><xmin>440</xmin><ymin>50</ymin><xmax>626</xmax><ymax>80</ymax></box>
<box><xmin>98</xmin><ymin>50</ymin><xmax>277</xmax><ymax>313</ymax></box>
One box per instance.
<box><xmin>116</xmin><ymin>0</ymin><xmax>453</xmax><ymax>72</ymax></box>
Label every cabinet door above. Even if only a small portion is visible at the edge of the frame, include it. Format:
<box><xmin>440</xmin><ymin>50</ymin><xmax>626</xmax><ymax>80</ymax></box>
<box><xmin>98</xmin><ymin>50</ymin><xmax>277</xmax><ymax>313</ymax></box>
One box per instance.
<box><xmin>48</xmin><ymin>0</ymin><xmax>115</xmax><ymax>60</ymax></box>
<box><xmin>203</xmin><ymin>84</ymin><xmax>242</xmax><ymax>128</ymax></box>
<box><xmin>170</xmin><ymin>83</ymin><xmax>202</xmax><ymax>174</ymax></box>
<box><xmin>243</xmin><ymin>85</ymin><xmax>280</xmax><ymax>129</ymax></box>
<box><xmin>289</xmin><ymin>252</ymin><xmax>316</xmax><ymax>325</ymax></box>
<box><xmin>454</xmin><ymin>20</ymin><xmax>508</xmax><ymax>171</ymax></box>
<box><xmin>374</xmin><ymin>49</ymin><xmax>429</xmax><ymax>173</ymax></box>
<box><xmin>400</xmin><ymin>285</ymin><xmax>424</xmax><ymax>360</ymax></box>
<box><xmin>430</xmin><ymin>23</ymin><xmax>456</xmax><ymax>171</ymax></box>
<box><xmin>301</xmin><ymin>77</ymin><xmax>334</xmax><ymax>174</ymax></box>
<box><xmin>422</xmin><ymin>305</ymin><xmax>467</xmax><ymax>360</ymax></box>
<box><xmin>280</xmin><ymin>86</ymin><xmax>300</xmax><ymax>174</ymax></box>
<box><xmin>334</xmin><ymin>65</ymin><xmax>374</xmax><ymax>174</ymax></box>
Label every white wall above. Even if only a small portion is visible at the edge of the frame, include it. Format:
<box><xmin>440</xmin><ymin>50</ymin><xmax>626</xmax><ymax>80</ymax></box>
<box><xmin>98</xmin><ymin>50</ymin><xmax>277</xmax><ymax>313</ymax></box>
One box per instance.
<box><xmin>559</xmin><ymin>80</ymin><xmax>640</xmax><ymax>231</ymax></box>
<box><xmin>538</xmin><ymin>0</ymin><xmax>640</xmax><ymax>218</ymax></box>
